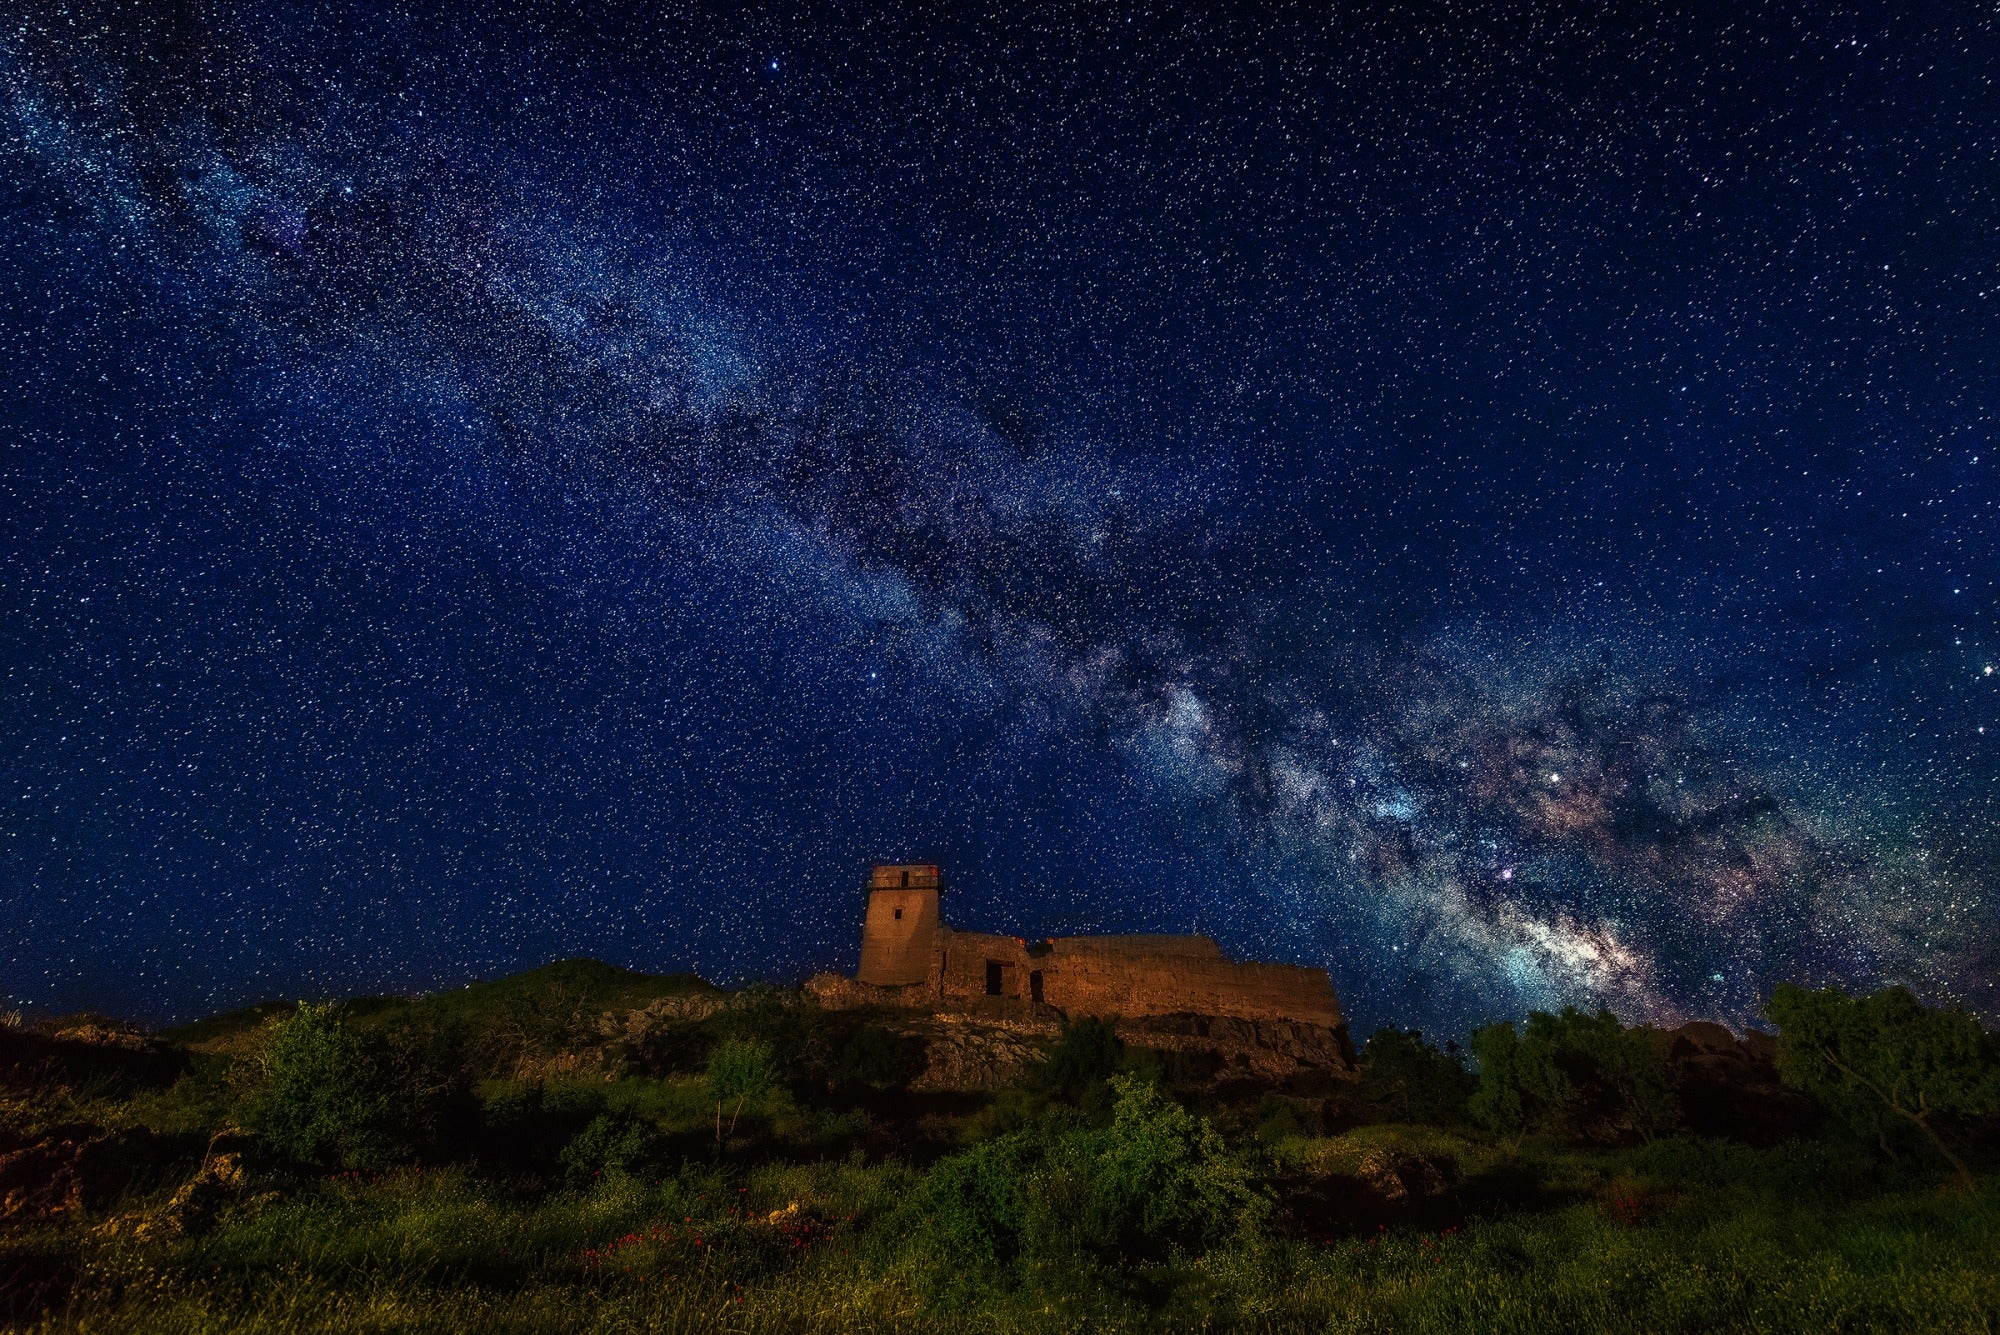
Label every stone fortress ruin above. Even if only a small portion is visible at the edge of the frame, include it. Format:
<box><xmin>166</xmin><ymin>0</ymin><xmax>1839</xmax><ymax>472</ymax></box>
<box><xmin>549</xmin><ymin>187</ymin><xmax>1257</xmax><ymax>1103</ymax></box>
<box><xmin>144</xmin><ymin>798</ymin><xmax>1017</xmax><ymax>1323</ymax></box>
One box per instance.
<box><xmin>814</xmin><ymin>863</ymin><xmax>1355</xmax><ymax>1079</ymax></box>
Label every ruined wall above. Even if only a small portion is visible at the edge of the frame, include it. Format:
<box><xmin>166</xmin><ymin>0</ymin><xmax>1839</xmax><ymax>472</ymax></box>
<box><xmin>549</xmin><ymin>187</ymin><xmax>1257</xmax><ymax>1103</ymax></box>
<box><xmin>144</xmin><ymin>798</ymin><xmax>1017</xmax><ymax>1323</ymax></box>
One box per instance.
<box><xmin>856</xmin><ymin>865</ymin><xmax>941</xmax><ymax>986</ymax></box>
<box><xmin>1042</xmin><ymin>936</ymin><xmax>1342</xmax><ymax>1028</ymax></box>
<box><xmin>850</xmin><ymin>863</ymin><xmax>1343</xmax><ymax>1031</ymax></box>
<box><xmin>930</xmin><ymin>928</ymin><xmax>1341</xmax><ymax>1029</ymax></box>
<box><xmin>1044</xmin><ymin>938</ymin><xmax>1341</xmax><ymax>1028</ymax></box>
<box><xmin>936</xmin><ymin>928</ymin><xmax>1038</xmax><ymax>1002</ymax></box>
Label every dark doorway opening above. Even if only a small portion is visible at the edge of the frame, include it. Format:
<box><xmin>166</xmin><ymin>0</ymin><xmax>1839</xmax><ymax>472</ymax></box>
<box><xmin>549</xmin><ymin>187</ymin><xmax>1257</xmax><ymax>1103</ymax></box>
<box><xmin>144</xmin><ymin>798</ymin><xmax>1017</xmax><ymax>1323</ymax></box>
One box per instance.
<box><xmin>1029</xmin><ymin>970</ymin><xmax>1044</xmax><ymax>1004</ymax></box>
<box><xmin>985</xmin><ymin>960</ymin><xmax>1004</xmax><ymax>996</ymax></box>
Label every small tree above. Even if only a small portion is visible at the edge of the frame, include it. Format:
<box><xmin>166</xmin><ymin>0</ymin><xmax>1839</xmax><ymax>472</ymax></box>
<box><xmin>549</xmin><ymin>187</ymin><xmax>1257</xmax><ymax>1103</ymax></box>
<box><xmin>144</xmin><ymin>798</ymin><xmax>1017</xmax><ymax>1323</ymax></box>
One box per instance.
<box><xmin>705</xmin><ymin>1036</ymin><xmax>775</xmax><ymax>1146</ymax></box>
<box><xmin>901</xmin><ymin>1130</ymin><xmax>1040</xmax><ymax>1287</ymax></box>
<box><xmin>559</xmin><ymin>1112</ymin><xmax>661</xmax><ymax>1182</ymax></box>
<box><xmin>1768</xmin><ymin>983</ymin><xmax>2000</xmax><ymax>1189</ymax></box>
<box><xmin>365</xmin><ymin>1014</ymin><xmax>480</xmax><ymax>1161</ymax></box>
<box><xmin>1079</xmin><ymin>1073</ymin><xmax>1262</xmax><ymax>1254</ymax></box>
<box><xmin>722</xmin><ymin>984</ymin><xmax>830</xmax><ymax>1085</ymax></box>
<box><xmin>1468</xmin><ymin>1021</ymin><xmax>1526</xmax><ymax>1136</ymax></box>
<box><xmin>1356</xmin><ymin>1028</ymin><xmax>1475</xmax><ymax>1125</ymax></box>
<box><xmin>494</xmin><ymin>981</ymin><xmax>594</xmax><ymax>1078</ymax></box>
<box><xmin>1469</xmin><ymin>1008</ymin><xmax>1678</xmax><ymax>1142</ymax></box>
<box><xmin>244</xmin><ymin>1003</ymin><xmax>388</xmax><ymax>1168</ymax></box>
<box><xmin>1038</xmin><ymin>1016</ymin><xmax>1125</xmax><ymax>1101</ymax></box>
<box><xmin>1524</xmin><ymin>1008</ymin><xmax>1678</xmax><ymax>1141</ymax></box>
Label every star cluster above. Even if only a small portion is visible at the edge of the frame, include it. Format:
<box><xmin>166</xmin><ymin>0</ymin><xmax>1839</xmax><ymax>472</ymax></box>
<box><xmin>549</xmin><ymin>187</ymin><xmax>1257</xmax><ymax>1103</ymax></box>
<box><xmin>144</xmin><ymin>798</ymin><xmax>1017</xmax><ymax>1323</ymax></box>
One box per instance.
<box><xmin>1</xmin><ymin>1</ymin><xmax>1995</xmax><ymax>1036</ymax></box>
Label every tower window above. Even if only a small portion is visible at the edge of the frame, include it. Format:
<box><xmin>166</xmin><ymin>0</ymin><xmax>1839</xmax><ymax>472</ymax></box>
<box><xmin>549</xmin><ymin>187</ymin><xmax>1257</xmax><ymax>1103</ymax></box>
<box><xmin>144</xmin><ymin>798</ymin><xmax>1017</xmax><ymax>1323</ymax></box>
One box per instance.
<box><xmin>901</xmin><ymin>869</ymin><xmax>910</xmax><ymax>887</ymax></box>
<box><xmin>893</xmin><ymin>908</ymin><xmax>903</xmax><ymax>920</ymax></box>
<box><xmin>985</xmin><ymin>960</ymin><xmax>1004</xmax><ymax>995</ymax></box>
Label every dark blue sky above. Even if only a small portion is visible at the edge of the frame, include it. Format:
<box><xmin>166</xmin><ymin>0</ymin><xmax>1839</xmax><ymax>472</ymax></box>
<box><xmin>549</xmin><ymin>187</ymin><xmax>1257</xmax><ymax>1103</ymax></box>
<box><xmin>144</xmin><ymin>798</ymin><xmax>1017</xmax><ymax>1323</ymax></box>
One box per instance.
<box><xmin>3</xmin><ymin>1</ymin><xmax>1995</xmax><ymax>1037</ymax></box>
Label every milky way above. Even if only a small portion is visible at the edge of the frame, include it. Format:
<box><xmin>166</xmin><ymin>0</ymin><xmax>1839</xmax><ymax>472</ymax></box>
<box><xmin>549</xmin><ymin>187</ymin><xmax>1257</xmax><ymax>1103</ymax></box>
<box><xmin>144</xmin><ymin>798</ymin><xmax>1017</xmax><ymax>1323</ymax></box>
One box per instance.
<box><xmin>2</xmin><ymin>3</ymin><xmax>1995</xmax><ymax>1036</ymax></box>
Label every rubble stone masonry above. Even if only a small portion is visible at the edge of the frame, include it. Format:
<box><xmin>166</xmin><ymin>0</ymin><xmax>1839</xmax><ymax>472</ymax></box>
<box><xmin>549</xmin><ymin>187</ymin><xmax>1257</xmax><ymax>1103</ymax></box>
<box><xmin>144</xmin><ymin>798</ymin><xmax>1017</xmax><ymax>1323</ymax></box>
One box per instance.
<box><xmin>853</xmin><ymin>864</ymin><xmax>1343</xmax><ymax>1033</ymax></box>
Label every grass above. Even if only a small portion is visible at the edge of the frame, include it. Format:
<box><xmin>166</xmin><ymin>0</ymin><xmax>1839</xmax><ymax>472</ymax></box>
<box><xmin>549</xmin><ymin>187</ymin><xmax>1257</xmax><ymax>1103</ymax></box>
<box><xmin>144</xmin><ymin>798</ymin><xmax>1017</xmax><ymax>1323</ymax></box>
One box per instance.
<box><xmin>161</xmin><ymin>960</ymin><xmax>717</xmax><ymax>1056</ymax></box>
<box><xmin>7</xmin><ymin>1137</ymin><xmax>1996</xmax><ymax>1333</ymax></box>
<box><xmin>1209</xmin><ymin>1178</ymin><xmax>2000</xmax><ymax>1333</ymax></box>
<box><xmin>408</xmin><ymin>960</ymin><xmax>719</xmax><ymax>1029</ymax></box>
<box><xmin>9</xmin><ymin>969</ymin><xmax>1998</xmax><ymax>1332</ymax></box>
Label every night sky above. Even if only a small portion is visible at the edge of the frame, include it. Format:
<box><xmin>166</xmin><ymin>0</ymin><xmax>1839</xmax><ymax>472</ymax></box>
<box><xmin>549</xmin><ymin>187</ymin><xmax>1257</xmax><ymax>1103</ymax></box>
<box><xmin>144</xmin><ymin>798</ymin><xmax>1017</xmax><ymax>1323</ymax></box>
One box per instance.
<box><xmin>3</xmin><ymin>2</ymin><xmax>1996</xmax><ymax>1039</ymax></box>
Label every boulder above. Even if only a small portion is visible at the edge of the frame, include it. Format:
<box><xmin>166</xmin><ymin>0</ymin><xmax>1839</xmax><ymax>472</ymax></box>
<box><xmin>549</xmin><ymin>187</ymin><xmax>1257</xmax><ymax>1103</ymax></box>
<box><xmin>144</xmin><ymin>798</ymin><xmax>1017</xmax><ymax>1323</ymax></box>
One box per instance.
<box><xmin>1667</xmin><ymin>1022</ymin><xmax>1819</xmax><ymax>1144</ymax></box>
<box><xmin>908</xmin><ymin>1018</ymin><xmax>1047</xmax><ymax>1091</ymax></box>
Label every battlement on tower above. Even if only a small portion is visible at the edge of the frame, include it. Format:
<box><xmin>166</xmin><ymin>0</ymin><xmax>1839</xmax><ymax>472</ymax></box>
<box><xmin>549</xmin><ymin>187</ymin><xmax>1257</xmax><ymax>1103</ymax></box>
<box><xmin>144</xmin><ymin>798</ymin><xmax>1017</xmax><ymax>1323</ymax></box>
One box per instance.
<box><xmin>855</xmin><ymin>863</ymin><xmax>942</xmax><ymax>987</ymax></box>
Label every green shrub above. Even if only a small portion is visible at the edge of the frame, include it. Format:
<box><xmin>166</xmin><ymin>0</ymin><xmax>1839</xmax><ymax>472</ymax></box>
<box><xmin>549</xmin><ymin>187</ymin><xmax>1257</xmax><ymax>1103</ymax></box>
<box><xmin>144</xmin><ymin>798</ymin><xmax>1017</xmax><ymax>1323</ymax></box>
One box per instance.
<box><xmin>1470</xmin><ymin>1007</ymin><xmax>1678</xmax><ymax>1143</ymax></box>
<box><xmin>719</xmin><ymin>984</ymin><xmax>830</xmax><ymax>1085</ymax></box>
<box><xmin>707</xmin><ymin>1036</ymin><xmax>776</xmax><ymax>1143</ymax></box>
<box><xmin>896</xmin><ymin>1126</ymin><xmax>1042</xmax><ymax>1293</ymax></box>
<box><xmin>1354</xmin><ymin>1027</ymin><xmax>1474</xmax><ymax>1125</ymax></box>
<box><xmin>1075</xmin><ymin>1073</ymin><xmax>1264</xmax><ymax>1255</ymax></box>
<box><xmin>960</xmin><ymin>1083</ymin><xmax>1051</xmax><ymax>1143</ymax></box>
<box><xmin>707</xmin><ymin>1036</ymin><xmax>776</xmax><ymax>1102</ymax></box>
<box><xmin>1254</xmin><ymin>1091</ymin><xmax>1326</xmax><ymax>1143</ymax></box>
<box><xmin>1468</xmin><ymin>1020</ymin><xmax>1526</xmax><ymax>1135</ymax></box>
<box><xmin>1038</xmin><ymin>1016</ymin><xmax>1125</xmax><ymax>1101</ymax></box>
<box><xmin>1768</xmin><ymin>982</ymin><xmax>2000</xmax><ymax>1187</ymax></box>
<box><xmin>361</xmin><ymin>1013</ymin><xmax>481</xmax><ymax>1160</ymax></box>
<box><xmin>473</xmin><ymin>1079</ymin><xmax>615</xmax><ymax>1175</ymax></box>
<box><xmin>557</xmin><ymin>1111</ymin><xmax>664</xmax><ymax>1181</ymax></box>
<box><xmin>894</xmin><ymin>1072</ymin><xmax>1263</xmax><ymax>1300</ymax></box>
<box><xmin>241</xmin><ymin>1002</ymin><xmax>390</xmax><ymax>1169</ymax></box>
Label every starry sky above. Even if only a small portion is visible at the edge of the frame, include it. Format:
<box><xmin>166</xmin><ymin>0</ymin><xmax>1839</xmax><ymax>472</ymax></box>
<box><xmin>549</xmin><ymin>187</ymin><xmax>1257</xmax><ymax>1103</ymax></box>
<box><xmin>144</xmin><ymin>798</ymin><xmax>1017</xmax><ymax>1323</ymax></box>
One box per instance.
<box><xmin>3</xmin><ymin>1</ymin><xmax>1996</xmax><ymax>1037</ymax></box>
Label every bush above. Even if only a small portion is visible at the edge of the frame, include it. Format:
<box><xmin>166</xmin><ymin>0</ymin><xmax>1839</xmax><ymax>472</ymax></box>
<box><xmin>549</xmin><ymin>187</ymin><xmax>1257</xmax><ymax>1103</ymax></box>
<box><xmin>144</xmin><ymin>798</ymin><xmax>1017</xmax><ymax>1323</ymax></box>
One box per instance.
<box><xmin>363</xmin><ymin>1014</ymin><xmax>481</xmax><ymax>1161</ymax></box>
<box><xmin>1254</xmin><ymin>1092</ymin><xmax>1327</xmax><ymax>1143</ymax></box>
<box><xmin>707</xmin><ymin>1037</ymin><xmax>776</xmax><ymax>1103</ymax></box>
<box><xmin>1768</xmin><ymin>983</ymin><xmax>2000</xmax><ymax>1187</ymax></box>
<box><xmin>490</xmin><ymin>980</ymin><xmax>596</xmax><ymax>1077</ymax></box>
<box><xmin>1470</xmin><ymin>1008</ymin><xmax>1678</xmax><ymax>1143</ymax></box>
<box><xmin>707</xmin><ymin>1037</ymin><xmax>776</xmax><ymax>1143</ymax></box>
<box><xmin>719</xmin><ymin>985</ymin><xmax>829</xmax><ymax>1085</ymax></box>
<box><xmin>475</xmin><ymin>1079</ymin><xmax>612</xmax><ymax>1175</ymax></box>
<box><xmin>1353</xmin><ymin>1027</ymin><xmax>1474</xmax><ymax>1125</ymax></box>
<box><xmin>241</xmin><ymin>1003</ymin><xmax>390</xmax><ymax>1169</ymax></box>
<box><xmin>1075</xmin><ymin>1073</ymin><xmax>1263</xmax><ymax>1255</ymax></box>
<box><xmin>897</xmin><ymin>1126</ymin><xmax>1042</xmax><ymax>1294</ymax></box>
<box><xmin>895</xmin><ymin>1072</ymin><xmax>1263</xmax><ymax>1299</ymax></box>
<box><xmin>1469</xmin><ymin>1021</ymin><xmax>1526</xmax><ymax>1136</ymax></box>
<box><xmin>1038</xmin><ymin>1016</ymin><xmax>1125</xmax><ymax>1101</ymax></box>
<box><xmin>558</xmin><ymin>1111</ymin><xmax>665</xmax><ymax>1182</ymax></box>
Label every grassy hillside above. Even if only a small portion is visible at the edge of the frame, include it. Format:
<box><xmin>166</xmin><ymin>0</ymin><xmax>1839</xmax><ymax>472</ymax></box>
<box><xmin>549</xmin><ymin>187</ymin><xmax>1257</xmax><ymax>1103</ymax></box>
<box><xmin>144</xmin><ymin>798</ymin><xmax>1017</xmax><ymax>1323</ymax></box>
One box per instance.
<box><xmin>161</xmin><ymin>960</ymin><xmax>717</xmax><ymax>1054</ymax></box>
<box><xmin>407</xmin><ymin>957</ymin><xmax>719</xmax><ymax>1020</ymax></box>
<box><xmin>3</xmin><ymin>962</ymin><xmax>1995</xmax><ymax>1333</ymax></box>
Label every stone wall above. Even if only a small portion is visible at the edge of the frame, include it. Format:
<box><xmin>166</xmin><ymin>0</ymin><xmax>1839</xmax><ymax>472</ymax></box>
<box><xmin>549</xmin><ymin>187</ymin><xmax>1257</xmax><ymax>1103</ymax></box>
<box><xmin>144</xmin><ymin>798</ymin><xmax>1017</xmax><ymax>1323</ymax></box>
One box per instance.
<box><xmin>929</xmin><ymin>927</ymin><xmax>1342</xmax><ymax>1030</ymax></box>
<box><xmin>936</xmin><ymin>928</ymin><xmax>1037</xmax><ymax>1003</ymax></box>
<box><xmin>855</xmin><ymin>873</ymin><xmax>940</xmax><ymax>986</ymax></box>
<box><xmin>843</xmin><ymin>863</ymin><xmax>1345</xmax><ymax>1039</ymax></box>
<box><xmin>1044</xmin><ymin>936</ymin><xmax>1342</xmax><ymax>1029</ymax></box>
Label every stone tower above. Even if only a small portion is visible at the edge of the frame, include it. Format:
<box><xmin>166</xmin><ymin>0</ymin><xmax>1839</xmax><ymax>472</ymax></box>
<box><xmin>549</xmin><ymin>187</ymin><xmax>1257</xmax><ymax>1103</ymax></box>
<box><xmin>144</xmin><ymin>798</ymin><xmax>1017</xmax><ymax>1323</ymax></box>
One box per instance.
<box><xmin>856</xmin><ymin>863</ymin><xmax>940</xmax><ymax>986</ymax></box>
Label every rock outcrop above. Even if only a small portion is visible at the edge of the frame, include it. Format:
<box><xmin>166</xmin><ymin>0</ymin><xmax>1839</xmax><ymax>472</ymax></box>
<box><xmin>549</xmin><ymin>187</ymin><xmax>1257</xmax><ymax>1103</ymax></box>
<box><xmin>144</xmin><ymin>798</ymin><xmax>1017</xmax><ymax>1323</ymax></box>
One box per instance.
<box><xmin>1119</xmin><ymin>1012</ymin><xmax>1356</xmax><ymax>1082</ymax></box>
<box><xmin>904</xmin><ymin>1016</ymin><xmax>1049</xmax><ymax>1092</ymax></box>
<box><xmin>806</xmin><ymin>973</ymin><xmax>1355</xmax><ymax>1090</ymax></box>
<box><xmin>0</xmin><ymin>1129</ymin><xmax>185</xmax><ymax>1228</ymax></box>
<box><xmin>1</xmin><ymin>1024</ymin><xmax>187</xmax><ymax>1092</ymax></box>
<box><xmin>1667</xmin><ymin>1021</ymin><xmax>1819</xmax><ymax>1145</ymax></box>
